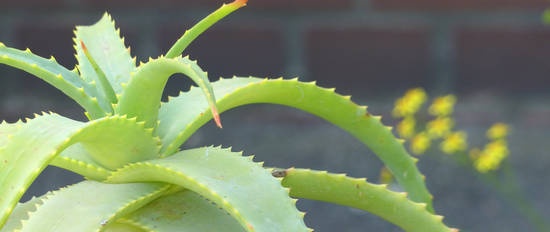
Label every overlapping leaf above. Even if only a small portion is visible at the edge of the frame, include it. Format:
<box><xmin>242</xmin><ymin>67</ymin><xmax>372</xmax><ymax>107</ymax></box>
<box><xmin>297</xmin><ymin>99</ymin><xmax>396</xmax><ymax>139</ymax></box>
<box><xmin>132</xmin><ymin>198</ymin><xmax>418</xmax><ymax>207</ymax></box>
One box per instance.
<box><xmin>157</xmin><ymin>77</ymin><xmax>434</xmax><ymax>211</ymax></box>
<box><xmin>116</xmin><ymin>56</ymin><xmax>220</xmax><ymax>129</ymax></box>
<box><xmin>118</xmin><ymin>190</ymin><xmax>245</xmax><ymax>231</ymax></box>
<box><xmin>106</xmin><ymin>146</ymin><xmax>309</xmax><ymax>232</ymax></box>
<box><xmin>16</xmin><ymin>181</ymin><xmax>169</xmax><ymax>232</ymax></box>
<box><xmin>0</xmin><ymin>113</ymin><xmax>160</xmax><ymax>227</ymax></box>
<box><xmin>74</xmin><ymin>13</ymin><xmax>136</xmax><ymax>104</ymax></box>
<box><xmin>0</xmin><ymin>43</ymin><xmax>105</xmax><ymax>118</ymax></box>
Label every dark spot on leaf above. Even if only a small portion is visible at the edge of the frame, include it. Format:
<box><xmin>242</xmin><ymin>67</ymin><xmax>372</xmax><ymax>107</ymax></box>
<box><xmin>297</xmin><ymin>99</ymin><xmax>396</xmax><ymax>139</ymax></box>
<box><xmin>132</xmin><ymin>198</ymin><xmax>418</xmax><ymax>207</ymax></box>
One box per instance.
<box><xmin>271</xmin><ymin>169</ymin><xmax>287</xmax><ymax>178</ymax></box>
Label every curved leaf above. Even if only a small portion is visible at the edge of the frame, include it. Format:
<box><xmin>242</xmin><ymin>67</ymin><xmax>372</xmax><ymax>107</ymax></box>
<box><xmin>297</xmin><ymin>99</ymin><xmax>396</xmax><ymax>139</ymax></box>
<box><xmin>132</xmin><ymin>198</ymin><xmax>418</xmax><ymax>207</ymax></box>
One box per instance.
<box><xmin>75</xmin><ymin>13</ymin><xmax>136</xmax><ymax>99</ymax></box>
<box><xmin>19</xmin><ymin>181</ymin><xmax>169</xmax><ymax>232</ymax></box>
<box><xmin>0</xmin><ymin>43</ymin><xmax>106</xmax><ymax>118</ymax></box>
<box><xmin>165</xmin><ymin>0</ymin><xmax>247</xmax><ymax>58</ymax></box>
<box><xmin>276</xmin><ymin>168</ymin><xmax>457</xmax><ymax>232</ymax></box>
<box><xmin>118</xmin><ymin>190</ymin><xmax>245</xmax><ymax>232</ymax></box>
<box><xmin>106</xmin><ymin>146</ymin><xmax>309</xmax><ymax>232</ymax></box>
<box><xmin>157</xmin><ymin>77</ymin><xmax>434</xmax><ymax>211</ymax></box>
<box><xmin>0</xmin><ymin>114</ymin><xmax>160</xmax><ymax>227</ymax></box>
<box><xmin>116</xmin><ymin>56</ymin><xmax>220</xmax><ymax>129</ymax></box>
<box><xmin>49</xmin><ymin>144</ymin><xmax>115</xmax><ymax>181</ymax></box>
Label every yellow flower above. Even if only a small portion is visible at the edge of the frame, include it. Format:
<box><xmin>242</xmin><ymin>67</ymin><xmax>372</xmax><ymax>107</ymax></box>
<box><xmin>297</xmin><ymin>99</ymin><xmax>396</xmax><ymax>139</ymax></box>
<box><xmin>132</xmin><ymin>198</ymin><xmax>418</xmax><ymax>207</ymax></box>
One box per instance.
<box><xmin>411</xmin><ymin>132</ymin><xmax>431</xmax><ymax>155</ymax></box>
<box><xmin>486</xmin><ymin>123</ymin><xmax>509</xmax><ymax>140</ymax></box>
<box><xmin>397</xmin><ymin>117</ymin><xmax>416</xmax><ymax>139</ymax></box>
<box><xmin>428</xmin><ymin>95</ymin><xmax>456</xmax><ymax>117</ymax></box>
<box><xmin>392</xmin><ymin>88</ymin><xmax>427</xmax><ymax>118</ymax></box>
<box><xmin>473</xmin><ymin>140</ymin><xmax>509</xmax><ymax>173</ymax></box>
<box><xmin>426</xmin><ymin>117</ymin><xmax>454</xmax><ymax>139</ymax></box>
<box><xmin>440</xmin><ymin>131</ymin><xmax>467</xmax><ymax>154</ymax></box>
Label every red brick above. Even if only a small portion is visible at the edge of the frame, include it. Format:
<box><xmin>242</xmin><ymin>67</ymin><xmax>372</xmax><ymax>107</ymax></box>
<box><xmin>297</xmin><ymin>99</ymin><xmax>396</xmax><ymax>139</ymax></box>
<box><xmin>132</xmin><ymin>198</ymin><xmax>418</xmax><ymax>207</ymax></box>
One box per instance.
<box><xmin>82</xmin><ymin>0</ymin><xmax>219</xmax><ymax>8</ymax></box>
<box><xmin>158</xmin><ymin>24</ymin><xmax>284</xmax><ymax>93</ymax></box>
<box><xmin>247</xmin><ymin>0</ymin><xmax>351</xmax><ymax>10</ymax></box>
<box><xmin>456</xmin><ymin>27</ymin><xmax>550</xmax><ymax>94</ymax></box>
<box><xmin>83</xmin><ymin>0</ymin><xmax>351</xmax><ymax>10</ymax></box>
<box><xmin>306</xmin><ymin>28</ymin><xmax>431</xmax><ymax>97</ymax></box>
<box><xmin>371</xmin><ymin>0</ymin><xmax>548</xmax><ymax>11</ymax></box>
<box><xmin>2</xmin><ymin>0</ymin><xmax>64</xmax><ymax>7</ymax></box>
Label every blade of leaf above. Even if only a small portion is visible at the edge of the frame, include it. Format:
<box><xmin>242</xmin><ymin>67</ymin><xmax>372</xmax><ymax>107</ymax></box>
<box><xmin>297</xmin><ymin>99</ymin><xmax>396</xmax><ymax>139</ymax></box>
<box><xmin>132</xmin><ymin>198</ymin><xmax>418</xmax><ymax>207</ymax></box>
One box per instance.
<box><xmin>118</xmin><ymin>190</ymin><xmax>245</xmax><ymax>232</ymax></box>
<box><xmin>165</xmin><ymin>0</ymin><xmax>248</xmax><ymax>58</ymax></box>
<box><xmin>157</xmin><ymin>77</ymin><xmax>434</xmax><ymax>212</ymax></box>
<box><xmin>0</xmin><ymin>120</ymin><xmax>23</xmax><ymax>147</ymax></box>
<box><xmin>0</xmin><ymin>114</ymin><xmax>160</xmax><ymax>227</ymax></box>
<box><xmin>116</xmin><ymin>56</ymin><xmax>220</xmax><ymax>129</ymax></box>
<box><xmin>102</xmin><ymin>221</ymin><xmax>145</xmax><ymax>232</ymax></box>
<box><xmin>18</xmin><ymin>181</ymin><xmax>170</xmax><ymax>232</ymax></box>
<box><xmin>74</xmin><ymin>13</ymin><xmax>136</xmax><ymax>97</ymax></box>
<box><xmin>0</xmin><ymin>43</ymin><xmax>106</xmax><ymax>118</ymax></box>
<box><xmin>276</xmin><ymin>168</ymin><xmax>457</xmax><ymax>232</ymax></box>
<box><xmin>80</xmin><ymin>41</ymin><xmax>117</xmax><ymax>107</ymax></box>
<box><xmin>49</xmin><ymin>143</ymin><xmax>112</xmax><ymax>181</ymax></box>
<box><xmin>0</xmin><ymin>195</ymin><xmax>44</xmax><ymax>232</ymax></box>
<box><xmin>0</xmin><ymin>113</ymin><xmax>83</xmax><ymax>227</ymax></box>
<box><xmin>106</xmin><ymin>146</ymin><xmax>310</xmax><ymax>232</ymax></box>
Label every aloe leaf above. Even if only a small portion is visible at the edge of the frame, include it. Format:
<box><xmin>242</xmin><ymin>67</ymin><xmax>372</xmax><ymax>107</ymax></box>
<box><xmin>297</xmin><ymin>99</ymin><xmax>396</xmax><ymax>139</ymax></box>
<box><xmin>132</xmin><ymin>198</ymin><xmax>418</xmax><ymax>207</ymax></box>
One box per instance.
<box><xmin>0</xmin><ymin>43</ymin><xmax>106</xmax><ymax>118</ymax></box>
<box><xmin>165</xmin><ymin>0</ymin><xmax>248</xmax><ymax>58</ymax></box>
<box><xmin>70</xmin><ymin>115</ymin><xmax>161</xmax><ymax>170</ymax></box>
<box><xmin>18</xmin><ymin>181</ymin><xmax>170</xmax><ymax>232</ymax></box>
<box><xmin>0</xmin><ymin>195</ymin><xmax>44</xmax><ymax>232</ymax></box>
<box><xmin>0</xmin><ymin>120</ymin><xmax>23</xmax><ymax>147</ymax></box>
<box><xmin>103</xmin><ymin>222</ymin><xmax>145</xmax><ymax>232</ymax></box>
<box><xmin>106</xmin><ymin>146</ymin><xmax>309</xmax><ymax>232</ymax></box>
<box><xmin>74</xmin><ymin>13</ymin><xmax>136</xmax><ymax>99</ymax></box>
<box><xmin>118</xmin><ymin>190</ymin><xmax>245</xmax><ymax>232</ymax></box>
<box><xmin>0</xmin><ymin>113</ymin><xmax>82</xmax><ymax>227</ymax></box>
<box><xmin>157</xmin><ymin>77</ymin><xmax>434</xmax><ymax>212</ymax></box>
<box><xmin>275</xmin><ymin>168</ymin><xmax>457</xmax><ymax>232</ymax></box>
<box><xmin>116</xmin><ymin>56</ymin><xmax>220</xmax><ymax>129</ymax></box>
<box><xmin>0</xmin><ymin>114</ymin><xmax>160</xmax><ymax>227</ymax></box>
<box><xmin>49</xmin><ymin>143</ymin><xmax>113</xmax><ymax>181</ymax></box>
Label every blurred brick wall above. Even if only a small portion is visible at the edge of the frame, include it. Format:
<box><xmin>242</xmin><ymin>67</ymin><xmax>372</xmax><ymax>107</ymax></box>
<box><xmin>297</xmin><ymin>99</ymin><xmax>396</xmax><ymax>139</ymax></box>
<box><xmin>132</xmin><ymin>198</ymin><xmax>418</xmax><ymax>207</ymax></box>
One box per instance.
<box><xmin>1</xmin><ymin>0</ymin><xmax>549</xmax><ymax>101</ymax></box>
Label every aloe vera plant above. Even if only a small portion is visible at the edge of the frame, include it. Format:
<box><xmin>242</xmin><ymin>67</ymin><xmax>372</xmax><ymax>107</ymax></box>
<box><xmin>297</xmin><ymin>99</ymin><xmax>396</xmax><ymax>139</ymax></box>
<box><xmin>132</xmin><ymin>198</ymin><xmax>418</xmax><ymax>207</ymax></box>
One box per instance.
<box><xmin>0</xmin><ymin>0</ymin><xmax>457</xmax><ymax>231</ymax></box>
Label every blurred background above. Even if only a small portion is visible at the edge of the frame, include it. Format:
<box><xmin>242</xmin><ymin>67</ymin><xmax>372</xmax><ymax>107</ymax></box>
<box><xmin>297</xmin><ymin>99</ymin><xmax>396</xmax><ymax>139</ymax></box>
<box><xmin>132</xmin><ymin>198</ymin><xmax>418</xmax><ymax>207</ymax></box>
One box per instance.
<box><xmin>1</xmin><ymin>0</ymin><xmax>550</xmax><ymax>231</ymax></box>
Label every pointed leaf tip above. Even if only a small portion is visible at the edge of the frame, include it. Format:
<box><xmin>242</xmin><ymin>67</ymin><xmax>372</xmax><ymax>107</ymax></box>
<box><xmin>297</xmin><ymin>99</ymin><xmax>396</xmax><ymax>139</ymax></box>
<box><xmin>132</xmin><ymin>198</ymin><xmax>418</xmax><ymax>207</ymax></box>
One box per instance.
<box><xmin>212</xmin><ymin>106</ymin><xmax>222</xmax><ymax>128</ymax></box>
<box><xmin>79</xmin><ymin>40</ymin><xmax>87</xmax><ymax>52</ymax></box>
<box><xmin>232</xmin><ymin>0</ymin><xmax>248</xmax><ymax>7</ymax></box>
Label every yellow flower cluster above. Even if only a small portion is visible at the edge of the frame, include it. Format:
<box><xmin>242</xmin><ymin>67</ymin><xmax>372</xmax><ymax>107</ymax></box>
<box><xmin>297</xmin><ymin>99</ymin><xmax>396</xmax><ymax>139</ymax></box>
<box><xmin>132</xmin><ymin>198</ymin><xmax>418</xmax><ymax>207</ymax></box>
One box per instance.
<box><xmin>471</xmin><ymin>124</ymin><xmax>510</xmax><ymax>173</ymax></box>
<box><xmin>388</xmin><ymin>88</ymin><xmax>509</xmax><ymax>175</ymax></box>
<box><xmin>428</xmin><ymin>95</ymin><xmax>456</xmax><ymax>116</ymax></box>
<box><xmin>440</xmin><ymin>131</ymin><xmax>467</xmax><ymax>154</ymax></box>
<box><xmin>392</xmin><ymin>88</ymin><xmax>427</xmax><ymax>118</ymax></box>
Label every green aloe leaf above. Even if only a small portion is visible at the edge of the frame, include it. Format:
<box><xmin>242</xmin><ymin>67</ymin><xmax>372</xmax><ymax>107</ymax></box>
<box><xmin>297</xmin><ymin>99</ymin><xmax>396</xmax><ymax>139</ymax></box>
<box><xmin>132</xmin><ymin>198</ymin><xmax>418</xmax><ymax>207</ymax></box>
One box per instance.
<box><xmin>165</xmin><ymin>0</ymin><xmax>248</xmax><ymax>58</ymax></box>
<box><xmin>74</xmin><ymin>13</ymin><xmax>136</xmax><ymax>103</ymax></box>
<box><xmin>0</xmin><ymin>114</ymin><xmax>160</xmax><ymax>227</ymax></box>
<box><xmin>106</xmin><ymin>146</ymin><xmax>309</xmax><ymax>232</ymax></box>
<box><xmin>157</xmin><ymin>77</ymin><xmax>433</xmax><ymax>212</ymax></box>
<box><xmin>0</xmin><ymin>120</ymin><xmax>23</xmax><ymax>147</ymax></box>
<box><xmin>0</xmin><ymin>195</ymin><xmax>43</xmax><ymax>232</ymax></box>
<box><xmin>116</xmin><ymin>56</ymin><xmax>220</xmax><ymax>129</ymax></box>
<box><xmin>49</xmin><ymin>143</ymin><xmax>112</xmax><ymax>181</ymax></box>
<box><xmin>276</xmin><ymin>168</ymin><xmax>457</xmax><ymax>232</ymax></box>
<box><xmin>118</xmin><ymin>190</ymin><xmax>245</xmax><ymax>231</ymax></box>
<box><xmin>0</xmin><ymin>43</ymin><xmax>106</xmax><ymax>118</ymax></box>
<box><xmin>18</xmin><ymin>181</ymin><xmax>170</xmax><ymax>232</ymax></box>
